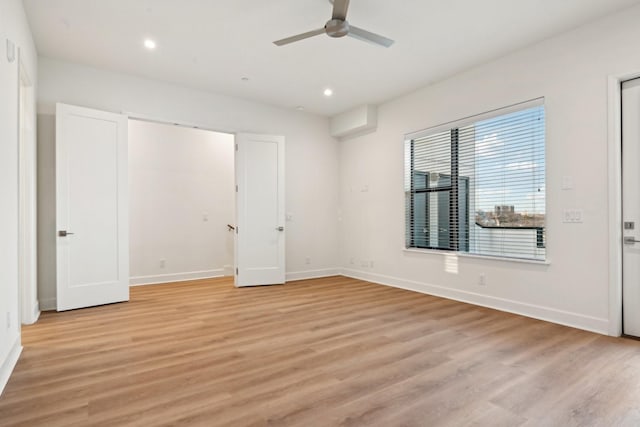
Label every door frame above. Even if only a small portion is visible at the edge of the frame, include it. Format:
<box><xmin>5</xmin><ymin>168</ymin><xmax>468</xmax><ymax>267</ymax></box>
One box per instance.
<box><xmin>17</xmin><ymin>50</ymin><xmax>38</xmax><ymax>325</ymax></box>
<box><xmin>122</xmin><ymin>111</ymin><xmax>235</xmax><ymax>136</ymax></box>
<box><xmin>126</xmin><ymin>116</ymin><xmax>237</xmax><ymax>284</ymax></box>
<box><xmin>125</xmin><ymin>112</ymin><xmax>238</xmax><ymax>283</ymax></box>
<box><xmin>608</xmin><ymin>71</ymin><xmax>640</xmax><ymax>337</ymax></box>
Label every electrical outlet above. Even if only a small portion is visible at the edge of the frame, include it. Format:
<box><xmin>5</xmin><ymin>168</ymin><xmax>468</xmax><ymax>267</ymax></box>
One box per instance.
<box><xmin>305</xmin><ymin>257</ymin><xmax>311</xmax><ymax>265</ymax></box>
<box><xmin>361</xmin><ymin>260</ymin><xmax>369</xmax><ymax>267</ymax></box>
<box><xmin>349</xmin><ymin>257</ymin><xmax>355</xmax><ymax>265</ymax></box>
<box><xmin>479</xmin><ymin>273</ymin><xmax>486</xmax><ymax>286</ymax></box>
<box><xmin>159</xmin><ymin>259</ymin><xmax>166</xmax><ymax>268</ymax></box>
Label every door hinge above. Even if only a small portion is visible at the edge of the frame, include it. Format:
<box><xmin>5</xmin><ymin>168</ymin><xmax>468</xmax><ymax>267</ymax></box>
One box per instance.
<box><xmin>235</xmin><ymin>267</ymin><xmax>238</xmax><ymax>275</ymax></box>
<box><xmin>235</xmin><ymin>144</ymin><xmax>238</xmax><ymax>151</ymax></box>
<box><xmin>236</xmin><ymin>185</ymin><xmax>238</xmax><ymax>192</ymax></box>
<box><xmin>235</xmin><ymin>226</ymin><xmax>238</xmax><ymax>234</ymax></box>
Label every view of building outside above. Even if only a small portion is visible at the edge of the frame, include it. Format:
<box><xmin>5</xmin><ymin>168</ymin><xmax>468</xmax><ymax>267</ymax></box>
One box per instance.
<box><xmin>471</xmin><ymin>107</ymin><xmax>545</xmax><ymax>230</ymax></box>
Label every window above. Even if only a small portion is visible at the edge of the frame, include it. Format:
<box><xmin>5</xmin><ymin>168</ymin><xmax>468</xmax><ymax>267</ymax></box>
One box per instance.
<box><xmin>405</xmin><ymin>100</ymin><xmax>545</xmax><ymax>261</ymax></box>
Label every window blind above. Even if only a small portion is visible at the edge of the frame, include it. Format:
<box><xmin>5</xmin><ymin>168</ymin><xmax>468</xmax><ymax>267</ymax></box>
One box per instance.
<box><xmin>405</xmin><ymin>100</ymin><xmax>546</xmax><ymax>261</ymax></box>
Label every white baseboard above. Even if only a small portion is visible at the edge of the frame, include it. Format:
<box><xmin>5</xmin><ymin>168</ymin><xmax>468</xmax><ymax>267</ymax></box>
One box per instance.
<box><xmin>223</xmin><ymin>265</ymin><xmax>234</xmax><ymax>277</ymax></box>
<box><xmin>37</xmin><ymin>268</ymin><xmax>608</xmax><ymax>334</ymax></box>
<box><xmin>286</xmin><ymin>268</ymin><xmax>342</xmax><ymax>282</ymax></box>
<box><xmin>341</xmin><ymin>268</ymin><xmax>610</xmax><ymax>335</ymax></box>
<box><xmin>130</xmin><ymin>269</ymin><xmax>224</xmax><ymax>286</ymax></box>
<box><xmin>33</xmin><ymin>301</ymin><xmax>41</xmax><ymax>323</ymax></box>
<box><xmin>23</xmin><ymin>301</ymin><xmax>40</xmax><ymax>324</ymax></box>
<box><xmin>0</xmin><ymin>338</ymin><xmax>22</xmax><ymax>396</ymax></box>
<box><xmin>39</xmin><ymin>297</ymin><xmax>56</xmax><ymax>311</ymax></box>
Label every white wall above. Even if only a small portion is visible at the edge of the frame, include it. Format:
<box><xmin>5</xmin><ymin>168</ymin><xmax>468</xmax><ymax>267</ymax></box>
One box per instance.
<box><xmin>128</xmin><ymin>120</ymin><xmax>235</xmax><ymax>285</ymax></box>
<box><xmin>37</xmin><ymin>57</ymin><xmax>340</xmax><ymax>308</ymax></box>
<box><xmin>0</xmin><ymin>0</ymin><xmax>38</xmax><ymax>394</ymax></box>
<box><xmin>339</xmin><ymin>4</ymin><xmax>640</xmax><ymax>335</ymax></box>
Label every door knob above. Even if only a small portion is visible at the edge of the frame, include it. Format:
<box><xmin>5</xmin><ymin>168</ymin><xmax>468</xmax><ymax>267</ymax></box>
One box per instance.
<box><xmin>58</xmin><ymin>230</ymin><xmax>75</xmax><ymax>237</ymax></box>
<box><xmin>276</xmin><ymin>226</ymin><xmax>284</xmax><ymax>231</ymax></box>
<box><xmin>624</xmin><ymin>236</ymin><xmax>640</xmax><ymax>245</ymax></box>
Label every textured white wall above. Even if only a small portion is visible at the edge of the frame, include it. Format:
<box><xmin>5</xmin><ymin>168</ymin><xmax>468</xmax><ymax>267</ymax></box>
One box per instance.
<box><xmin>128</xmin><ymin>120</ymin><xmax>235</xmax><ymax>284</ymax></box>
<box><xmin>339</xmin><ymin>5</ymin><xmax>640</xmax><ymax>334</ymax></box>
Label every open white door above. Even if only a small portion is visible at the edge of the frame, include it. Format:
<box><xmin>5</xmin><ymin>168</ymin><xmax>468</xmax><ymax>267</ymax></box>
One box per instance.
<box><xmin>56</xmin><ymin>103</ymin><xmax>129</xmax><ymax>311</ymax></box>
<box><xmin>235</xmin><ymin>133</ymin><xmax>285</xmax><ymax>287</ymax></box>
<box><xmin>623</xmin><ymin>78</ymin><xmax>640</xmax><ymax>337</ymax></box>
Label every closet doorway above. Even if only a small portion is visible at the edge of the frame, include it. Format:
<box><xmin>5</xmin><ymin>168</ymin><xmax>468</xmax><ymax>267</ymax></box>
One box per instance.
<box><xmin>128</xmin><ymin>119</ymin><xmax>235</xmax><ymax>286</ymax></box>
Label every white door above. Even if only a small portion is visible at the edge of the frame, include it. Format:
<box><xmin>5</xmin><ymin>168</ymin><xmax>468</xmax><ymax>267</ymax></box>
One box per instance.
<box><xmin>235</xmin><ymin>133</ymin><xmax>285</xmax><ymax>287</ymax></box>
<box><xmin>56</xmin><ymin>103</ymin><xmax>129</xmax><ymax>311</ymax></box>
<box><xmin>622</xmin><ymin>78</ymin><xmax>640</xmax><ymax>337</ymax></box>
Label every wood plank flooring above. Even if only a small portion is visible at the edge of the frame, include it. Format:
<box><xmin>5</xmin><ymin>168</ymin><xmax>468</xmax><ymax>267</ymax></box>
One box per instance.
<box><xmin>1</xmin><ymin>276</ymin><xmax>639</xmax><ymax>426</ymax></box>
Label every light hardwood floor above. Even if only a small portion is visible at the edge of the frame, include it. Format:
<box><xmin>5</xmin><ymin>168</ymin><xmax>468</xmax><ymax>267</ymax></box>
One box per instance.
<box><xmin>1</xmin><ymin>276</ymin><xmax>639</xmax><ymax>426</ymax></box>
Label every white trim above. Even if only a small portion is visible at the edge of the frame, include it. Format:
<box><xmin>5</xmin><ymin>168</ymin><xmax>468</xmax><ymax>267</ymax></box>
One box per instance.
<box><xmin>285</xmin><ymin>268</ymin><xmax>341</xmax><ymax>282</ymax></box>
<box><xmin>0</xmin><ymin>338</ymin><xmax>22</xmax><ymax>396</ymax></box>
<box><xmin>126</xmin><ymin>113</ymin><xmax>235</xmax><ymax>136</ymax></box>
<box><xmin>403</xmin><ymin>248</ymin><xmax>551</xmax><ymax>266</ymax></box>
<box><xmin>40</xmin><ymin>266</ymin><xmax>609</xmax><ymax>334</ymax></box>
<box><xmin>31</xmin><ymin>301</ymin><xmax>40</xmax><ymax>323</ymax></box>
<box><xmin>129</xmin><ymin>269</ymin><xmax>225</xmax><ymax>286</ymax></box>
<box><xmin>17</xmin><ymin>49</ymin><xmax>39</xmax><ymax>325</ymax></box>
<box><xmin>341</xmin><ymin>269</ymin><xmax>610</xmax><ymax>335</ymax></box>
<box><xmin>607</xmin><ymin>71</ymin><xmax>640</xmax><ymax>337</ymax></box>
<box><xmin>223</xmin><ymin>264</ymin><xmax>234</xmax><ymax>276</ymax></box>
<box><xmin>608</xmin><ymin>75</ymin><xmax>623</xmax><ymax>337</ymax></box>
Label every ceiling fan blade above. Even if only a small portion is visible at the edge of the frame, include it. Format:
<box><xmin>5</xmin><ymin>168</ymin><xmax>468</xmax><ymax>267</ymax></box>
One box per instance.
<box><xmin>332</xmin><ymin>0</ymin><xmax>350</xmax><ymax>21</ymax></box>
<box><xmin>273</xmin><ymin>28</ymin><xmax>325</xmax><ymax>46</ymax></box>
<box><xmin>348</xmin><ymin>25</ymin><xmax>394</xmax><ymax>48</ymax></box>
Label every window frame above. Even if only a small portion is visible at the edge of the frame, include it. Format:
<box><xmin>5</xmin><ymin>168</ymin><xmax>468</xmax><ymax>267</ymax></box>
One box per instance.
<box><xmin>404</xmin><ymin>98</ymin><xmax>546</xmax><ymax>262</ymax></box>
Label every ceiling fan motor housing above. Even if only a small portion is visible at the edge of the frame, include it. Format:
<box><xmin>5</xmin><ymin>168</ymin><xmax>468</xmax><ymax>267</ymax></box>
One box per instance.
<box><xmin>325</xmin><ymin>19</ymin><xmax>350</xmax><ymax>38</ymax></box>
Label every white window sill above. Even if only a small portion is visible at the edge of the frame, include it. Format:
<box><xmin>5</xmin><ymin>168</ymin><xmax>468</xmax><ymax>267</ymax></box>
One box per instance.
<box><xmin>403</xmin><ymin>248</ymin><xmax>551</xmax><ymax>266</ymax></box>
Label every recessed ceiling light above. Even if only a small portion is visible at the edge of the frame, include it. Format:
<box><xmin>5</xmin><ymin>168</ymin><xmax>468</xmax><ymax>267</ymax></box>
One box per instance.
<box><xmin>296</xmin><ymin>106</ymin><xmax>305</xmax><ymax>111</ymax></box>
<box><xmin>324</xmin><ymin>88</ymin><xmax>334</xmax><ymax>97</ymax></box>
<box><xmin>144</xmin><ymin>39</ymin><xmax>156</xmax><ymax>50</ymax></box>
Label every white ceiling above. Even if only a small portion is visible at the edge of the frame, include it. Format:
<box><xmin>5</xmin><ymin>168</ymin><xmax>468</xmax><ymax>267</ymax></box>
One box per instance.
<box><xmin>23</xmin><ymin>0</ymin><xmax>640</xmax><ymax>116</ymax></box>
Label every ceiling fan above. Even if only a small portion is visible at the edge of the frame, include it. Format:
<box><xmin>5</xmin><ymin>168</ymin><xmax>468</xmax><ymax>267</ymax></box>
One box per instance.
<box><xmin>273</xmin><ymin>0</ymin><xmax>394</xmax><ymax>48</ymax></box>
